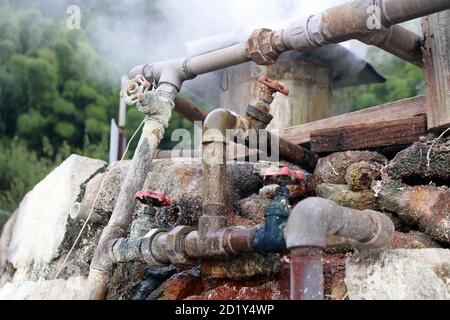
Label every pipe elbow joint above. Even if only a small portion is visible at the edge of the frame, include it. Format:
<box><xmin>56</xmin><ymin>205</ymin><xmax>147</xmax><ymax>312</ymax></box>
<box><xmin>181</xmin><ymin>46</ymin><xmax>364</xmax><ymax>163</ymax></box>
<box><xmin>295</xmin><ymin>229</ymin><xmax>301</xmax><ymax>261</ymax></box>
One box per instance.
<box><xmin>285</xmin><ymin>197</ymin><xmax>331</xmax><ymax>249</ymax></box>
<box><xmin>202</xmin><ymin>108</ymin><xmax>238</xmax><ymax>143</ymax></box>
<box><xmin>285</xmin><ymin>197</ymin><xmax>395</xmax><ymax>251</ymax></box>
<box><xmin>350</xmin><ymin>209</ymin><xmax>395</xmax><ymax>250</ymax></box>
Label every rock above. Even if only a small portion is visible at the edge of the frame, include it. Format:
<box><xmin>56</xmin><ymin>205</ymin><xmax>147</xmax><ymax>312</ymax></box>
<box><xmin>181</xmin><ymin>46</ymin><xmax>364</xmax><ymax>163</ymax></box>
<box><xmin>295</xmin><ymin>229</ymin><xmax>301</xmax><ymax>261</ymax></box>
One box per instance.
<box><xmin>384</xmin><ymin>135</ymin><xmax>450</xmax><ymax>183</ymax></box>
<box><xmin>259</xmin><ymin>184</ymin><xmax>279</xmax><ymax>200</ymax></box>
<box><xmin>155</xmin><ymin>195</ymin><xmax>202</xmax><ymax>230</ymax></box>
<box><xmin>158</xmin><ymin>268</ymin><xmax>204</xmax><ymax>300</ymax></box>
<box><xmin>0</xmin><ymin>276</ymin><xmax>88</xmax><ymax>300</ymax></box>
<box><xmin>345</xmin><ymin>249</ymin><xmax>450</xmax><ymax>300</ymax></box>
<box><xmin>388</xmin><ymin>231</ymin><xmax>442</xmax><ymax>249</ymax></box>
<box><xmin>377</xmin><ymin>180</ymin><xmax>450</xmax><ymax>244</ymax></box>
<box><xmin>259</xmin><ymin>184</ymin><xmax>306</xmax><ymax>202</ymax></box>
<box><xmin>316</xmin><ymin>184</ymin><xmax>379</xmax><ymax>210</ymax></box>
<box><xmin>323</xmin><ymin>254</ymin><xmax>348</xmax><ymax>300</ymax></box>
<box><xmin>144</xmin><ymin>159</ymin><xmax>263</xmax><ymax>207</ymax></box>
<box><xmin>131</xmin><ymin>266</ymin><xmax>177</xmax><ymax>300</ymax></box>
<box><xmin>308</xmin><ymin>151</ymin><xmax>388</xmax><ymax>193</ymax></box>
<box><xmin>345</xmin><ymin>161</ymin><xmax>382</xmax><ymax>191</ymax></box>
<box><xmin>236</xmin><ymin>194</ymin><xmax>270</xmax><ymax>225</ymax></box>
<box><xmin>0</xmin><ymin>155</ymin><xmax>107</xmax><ymax>279</ymax></box>
<box><xmin>187</xmin><ymin>280</ymin><xmax>286</xmax><ymax>300</ymax></box>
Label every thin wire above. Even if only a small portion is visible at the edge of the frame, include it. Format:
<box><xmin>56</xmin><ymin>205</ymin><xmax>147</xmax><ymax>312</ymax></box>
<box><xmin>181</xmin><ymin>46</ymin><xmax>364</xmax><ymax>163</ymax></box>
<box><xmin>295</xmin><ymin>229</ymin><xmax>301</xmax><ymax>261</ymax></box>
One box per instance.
<box><xmin>46</xmin><ymin>119</ymin><xmax>145</xmax><ymax>299</ymax></box>
<box><xmin>427</xmin><ymin>127</ymin><xmax>450</xmax><ymax>167</ymax></box>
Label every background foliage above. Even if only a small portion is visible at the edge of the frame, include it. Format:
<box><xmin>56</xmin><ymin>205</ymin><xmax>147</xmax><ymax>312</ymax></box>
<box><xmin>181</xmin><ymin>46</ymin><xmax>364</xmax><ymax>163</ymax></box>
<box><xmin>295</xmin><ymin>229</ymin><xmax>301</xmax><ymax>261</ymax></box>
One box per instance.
<box><xmin>0</xmin><ymin>0</ymin><xmax>423</xmax><ymax>212</ymax></box>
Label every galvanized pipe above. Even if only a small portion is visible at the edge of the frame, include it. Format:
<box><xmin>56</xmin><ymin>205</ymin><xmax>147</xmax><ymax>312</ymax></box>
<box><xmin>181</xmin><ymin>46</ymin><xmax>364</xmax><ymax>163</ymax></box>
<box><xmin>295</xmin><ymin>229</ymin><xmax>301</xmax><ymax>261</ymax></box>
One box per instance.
<box><xmin>285</xmin><ymin>197</ymin><xmax>395</xmax><ymax>300</ymax></box>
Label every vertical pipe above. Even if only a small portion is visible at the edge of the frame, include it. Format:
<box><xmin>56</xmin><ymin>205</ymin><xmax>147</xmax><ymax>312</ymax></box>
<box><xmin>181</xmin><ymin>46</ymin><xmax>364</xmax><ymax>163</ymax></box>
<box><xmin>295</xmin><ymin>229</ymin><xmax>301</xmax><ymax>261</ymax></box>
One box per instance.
<box><xmin>290</xmin><ymin>247</ymin><xmax>324</xmax><ymax>301</ymax></box>
<box><xmin>86</xmin><ymin>88</ymin><xmax>175</xmax><ymax>300</ymax></box>
<box><xmin>199</xmin><ymin>109</ymin><xmax>238</xmax><ymax>254</ymax></box>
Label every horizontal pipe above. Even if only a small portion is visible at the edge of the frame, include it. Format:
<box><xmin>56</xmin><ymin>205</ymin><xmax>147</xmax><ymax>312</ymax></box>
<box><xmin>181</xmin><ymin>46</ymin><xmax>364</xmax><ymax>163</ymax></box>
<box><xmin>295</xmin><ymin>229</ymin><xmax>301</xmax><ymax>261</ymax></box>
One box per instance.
<box><xmin>174</xmin><ymin>96</ymin><xmax>208</xmax><ymax>123</ymax></box>
<box><xmin>143</xmin><ymin>227</ymin><xmax>256</xmax><ymax>266</ymax></box>
<box><xmin>361</xmin><ymin>25</ymin><xmax>423</xmax><ymax>67</ymax></box>
<box><xmin>285</xmin><ymin>197</ymin><xmax>395</xmax><ymax>249</ymax></box>
<box><xmin>186</xmin><ymin>43</ymin><xmax>249</xmax><ymax>76</ymax></box>
<box><xmin>129</xmin><ymin>0</ymin><xmax>449</xmax><ymax>90</ymax></box>
<box><xmin>381</xmin><ymin>0</ymin><xmax>450</xmax><ymax>26</ymax></box>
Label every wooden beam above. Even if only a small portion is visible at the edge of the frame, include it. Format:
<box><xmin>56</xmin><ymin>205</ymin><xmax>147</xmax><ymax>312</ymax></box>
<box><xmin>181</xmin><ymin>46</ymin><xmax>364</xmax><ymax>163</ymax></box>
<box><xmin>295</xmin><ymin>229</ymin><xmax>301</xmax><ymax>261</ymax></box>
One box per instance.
<box><xmin>277</xmin><ymin>96</ymin><xmax>426</xmax><ymax>145</ymax></box>
<box><xmin>422</xmin><ymin>11</ymin><xmax>450</xmax><ymax>130</ymax></box>
<box><xmin>310</xmin><ymin>116</ymin><xmax>427</xmax><ymax>153</ymax></box>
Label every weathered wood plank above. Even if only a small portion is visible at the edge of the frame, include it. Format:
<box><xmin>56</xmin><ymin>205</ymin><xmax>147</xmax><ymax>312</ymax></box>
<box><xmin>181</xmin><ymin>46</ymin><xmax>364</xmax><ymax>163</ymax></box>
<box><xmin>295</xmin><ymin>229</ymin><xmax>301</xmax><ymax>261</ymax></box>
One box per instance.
<box><xmin>277</xmin><ymin>96</ymin><xmax>426</xmax><ymax>145</ymax></box>
<box><xmin>422</xmin><ymin>11</ymin><xmax>450</xmax><ymax>130</ymax></box>
<box><xmin>310</xmin><ymin>116</ymin><xmax>427</xmax><ymax>153</ymax></box>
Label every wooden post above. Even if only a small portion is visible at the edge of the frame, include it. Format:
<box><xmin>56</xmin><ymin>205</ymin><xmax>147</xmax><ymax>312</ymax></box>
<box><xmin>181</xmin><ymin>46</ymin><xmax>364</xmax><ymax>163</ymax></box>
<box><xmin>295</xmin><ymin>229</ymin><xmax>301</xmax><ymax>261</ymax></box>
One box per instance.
<box><xmin>422</xmin><ymin>10</ymin><xmax>450</xmax><ymax>130</ymax></box>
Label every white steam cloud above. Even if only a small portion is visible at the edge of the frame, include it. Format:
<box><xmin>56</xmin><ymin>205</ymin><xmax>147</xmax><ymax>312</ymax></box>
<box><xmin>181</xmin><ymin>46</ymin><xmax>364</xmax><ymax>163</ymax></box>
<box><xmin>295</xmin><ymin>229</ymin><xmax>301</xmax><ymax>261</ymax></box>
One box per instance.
<box><xmin>86</xmin><ymin>0</ymin><xmax>350</xmax><ymax>76</ymax></box>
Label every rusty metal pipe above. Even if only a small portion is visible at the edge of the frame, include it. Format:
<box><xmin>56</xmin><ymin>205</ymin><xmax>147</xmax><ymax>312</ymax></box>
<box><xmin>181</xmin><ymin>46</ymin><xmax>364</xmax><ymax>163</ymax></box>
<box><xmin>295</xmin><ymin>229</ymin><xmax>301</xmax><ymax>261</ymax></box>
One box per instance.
<box><xmin>380</xmin><ymin>0</ymin><xmax>450</xmax><ymax>26</ymax></box>
<box><xmin>285</xmin><ymin>197</ymin><xmax>395</xmax><ymax>300</ymax></box>
<box><xmin>283</xmin><ymin>0</ymin><xmax>450</xmax><ymax>67</ymax></box>
<box><xmin>199</xmin><ymin>109</ymin><xmax>244</xmax><ymax>255</ymax></box>
<box><xmin>174</xmin><ymin>96</ymin><xmax>208</xmax><ymax>123</ymax></box>
<box><xmin>290</xmin><ymin>247</ymin><xmax>324</xmax><ymax>300</ymax></box>
<box><xmin>266</xmin><ymin>133</ymin><xmax>318</xmax><ymax>173</ymax></box>
<box><xmin>361</xmin><ymin>24</ymin><xmax>423</xmax><ymax>67</ymax></box>
<box><xmin>139</xmin><ymin>226</ymin><xmax>256</xmax><ymax>267</ymax></box>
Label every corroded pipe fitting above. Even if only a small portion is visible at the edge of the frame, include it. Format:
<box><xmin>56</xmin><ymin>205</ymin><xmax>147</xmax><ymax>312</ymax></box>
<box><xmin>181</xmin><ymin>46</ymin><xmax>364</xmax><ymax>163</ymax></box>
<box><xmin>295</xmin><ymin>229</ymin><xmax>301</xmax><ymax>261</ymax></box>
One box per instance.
<box><xmin>140</xmin><ymin>226</ymin><xmax>256</xmax><ymax>267</ymax></box>
<box><xmin>166</xmin><ymin>226</ymin><xmax>196</xmax><ymax>267</ymax></box>
<box><xmin>246</xmin><ymin>29</ymin><xmax>285</xmax><ymax>65</ymax></box>
<box><xmin>285</xmin><ymin>197</ymin><xmax>395</xmax><ymax>250</ymax></box>
<box><xmin>141</xmin><ymin>229</ymin><xmax>169</xmax><ymax>266</ymax></box>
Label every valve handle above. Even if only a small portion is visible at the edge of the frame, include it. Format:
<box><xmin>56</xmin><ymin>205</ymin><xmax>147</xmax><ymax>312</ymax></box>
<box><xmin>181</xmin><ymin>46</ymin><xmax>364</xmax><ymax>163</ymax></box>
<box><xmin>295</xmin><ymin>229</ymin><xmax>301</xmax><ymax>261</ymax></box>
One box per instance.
<box><xmin>258</xmin><ymin>75</ymin><xmax>289</xmax><ymax>96</ymax></box>
<box><xmin>136</xmin><ymin>190</ymin><xmax>171</xmax><ymax>207</ymax></box>
<box><xmin>120</xmin><ymin>74</ymin><xmax>152</xmax><ymax>106</ymax></box>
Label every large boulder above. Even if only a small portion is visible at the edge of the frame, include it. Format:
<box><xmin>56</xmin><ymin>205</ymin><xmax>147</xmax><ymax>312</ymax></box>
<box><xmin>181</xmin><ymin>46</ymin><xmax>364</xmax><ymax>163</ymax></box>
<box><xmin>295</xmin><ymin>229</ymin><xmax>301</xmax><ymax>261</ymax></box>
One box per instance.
<box><xmin>0</xmin><ymin>155</ymin><xmax>108</xmax><ymax>298</ymax></box>
<box><xmin>345</xmin><ymin>249</ymin><xmax>450</xmax><ymax>300</ymax></box>
<box><xmin>0</xmin><ymin>155</ymin><xmax>107</xmax><ymax>276</ymax></box>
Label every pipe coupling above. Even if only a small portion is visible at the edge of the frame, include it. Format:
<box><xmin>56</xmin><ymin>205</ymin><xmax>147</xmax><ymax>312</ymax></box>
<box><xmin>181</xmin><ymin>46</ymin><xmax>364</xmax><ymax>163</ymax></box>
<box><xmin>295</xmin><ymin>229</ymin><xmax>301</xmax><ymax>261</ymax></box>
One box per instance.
<box><xmin>166</xmin><ymin>226</ymin><xmax>197</xmax><ymax>267</ymax></box>
<box><xmin>283</xmin><ymin>15</ymin><xmax>329</xmax><ymax>52</ymax></box>
<box><xmin>246</xmin><ymin>29</ymin><xmax>284</xmax><ymax>65</ymax></box>
<box><xmin>350</xmin><ymin>209</ymin><xmax>395</xmax><ymax>250</ymax></box>
<box><xmin>141</xmin><ymin>229</ymin><xmax>169</xmax><ymax>266</ymax></box>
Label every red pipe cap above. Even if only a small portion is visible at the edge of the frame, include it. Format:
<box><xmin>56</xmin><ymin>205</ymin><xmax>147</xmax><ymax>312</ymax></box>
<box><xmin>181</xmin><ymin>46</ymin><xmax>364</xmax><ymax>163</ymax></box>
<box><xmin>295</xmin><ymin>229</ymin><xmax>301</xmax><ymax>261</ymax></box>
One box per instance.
<box><xmin>136</xmin><ymin>190</ymin><xmax>171</xmax><ymax>207</ymax></box>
